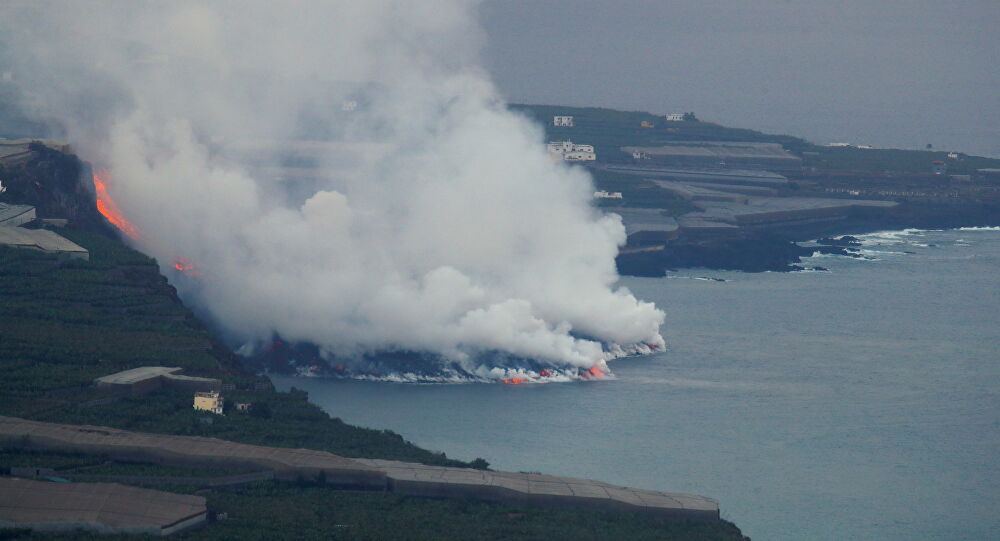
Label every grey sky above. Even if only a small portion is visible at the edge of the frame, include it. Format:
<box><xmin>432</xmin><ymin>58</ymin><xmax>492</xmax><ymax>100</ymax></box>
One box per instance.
<box><xmin>480</xmin><ymin>0</ymin><xmax>1000</xmax><ymax>157</ymax></box>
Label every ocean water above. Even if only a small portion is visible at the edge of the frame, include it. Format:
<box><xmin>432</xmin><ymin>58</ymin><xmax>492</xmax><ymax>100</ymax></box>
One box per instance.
<box><xmin>273</xmin><ymin>227</ymin><xmax>1000</xmax><ymax>541</ymax></box>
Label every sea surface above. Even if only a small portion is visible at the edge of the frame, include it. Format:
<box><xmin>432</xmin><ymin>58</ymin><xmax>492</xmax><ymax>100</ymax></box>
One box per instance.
<box><xmin>273</xmin><ymin>227</ymin><xmax>1000</xmax><ymax>541</ymax></box>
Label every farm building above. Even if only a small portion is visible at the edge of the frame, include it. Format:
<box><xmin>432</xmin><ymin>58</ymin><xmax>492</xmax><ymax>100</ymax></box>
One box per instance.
<box><xmin>0</xmin><ymin>226</ymin><xmax>88</xmax><ymax>260</ymax></box>
<box><xmin>621</xmin><ymin>142</ymin><xmax>802</xmax><ymax>171</ymax></box>
<box><xmin>607</xmin><ymin>208</ymin><xmax>680</xmax><ymax>245</ymax></box>
<box><xmin>94</xmin><ymin>366</ymin><xmax>220</xmax><ymax>394</ymax></box>
<box><xmin>553</xmin><ymin>115</ymin><xmax>574</xmax><ymax>127</ymax></box>
<box><xmin>0</xmin><ymin>202</ymin><xmax>36</xmax><ymax>227</ymax></box>
<box><xmin>547</xmin><ymin>141</ymin><xmax>596</xmax><ymax>161</ymax></box>
<box><xmin>0</xmin><ymin>477</ymin><xmax>207</xmax><ymax>536</ymax></box>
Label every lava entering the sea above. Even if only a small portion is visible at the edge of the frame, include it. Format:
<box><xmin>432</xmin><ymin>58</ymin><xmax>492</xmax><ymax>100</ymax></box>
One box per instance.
<box><xmin>92</xmin><ymin>169</ymin><xmax>141</xmax><ymax>240</ymax></box>
<box><xmin>584</xmin><ymin>366</ymin><xmax>605</xmax><ymax>379</ymax></box>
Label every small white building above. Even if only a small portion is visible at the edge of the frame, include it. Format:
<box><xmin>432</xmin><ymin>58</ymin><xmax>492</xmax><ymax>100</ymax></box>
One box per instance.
<box><xmin>553</xmin><ymin>115</ymin><xmax>574</xmax><ymax>127</ymax></box>
<box><xmin>594</xmin><ymin>190</ymin><xmax>623</xmax><ymax>199</ymax></box>
<box><xmin>547</xmin><ymin>141</ymin><xmax>596</xmax><ymax>161</ymax></box>
<box><xmin>631</xmin><ymin>150</ymin><xmax>649</xmax><ymax>160</ymax></box>
<box><xmin>664</xmin><ymin>113</ymin><xmax>685</xmax><ymax>122</ymax></box>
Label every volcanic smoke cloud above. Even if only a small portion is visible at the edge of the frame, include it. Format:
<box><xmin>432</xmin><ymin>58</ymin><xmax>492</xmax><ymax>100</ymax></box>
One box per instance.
<box><xmin>0</xmin><ymin>1</ymin><xmax>664</xmax><ymax>381</ymax></box>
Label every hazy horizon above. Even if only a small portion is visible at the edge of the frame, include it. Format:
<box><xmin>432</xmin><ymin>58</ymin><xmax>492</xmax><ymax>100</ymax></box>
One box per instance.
<box><xmin>481</xmin><ymin>0</ymin><xmax>1000</xmax><ymax>157</ymax></box>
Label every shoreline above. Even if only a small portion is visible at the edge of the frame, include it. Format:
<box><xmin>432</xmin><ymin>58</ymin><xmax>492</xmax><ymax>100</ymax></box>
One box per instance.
<box><xmin>616</xmin><ymin>202</ymin><xmax>1000</xmax><ymax>275</ymax></box>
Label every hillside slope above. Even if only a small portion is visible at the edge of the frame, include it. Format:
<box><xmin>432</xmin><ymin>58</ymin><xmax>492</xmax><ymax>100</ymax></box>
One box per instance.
<box><xmin>0</xmin><ymin>145</ymin><xmax>745</xmax><ymax>540</ymax></box>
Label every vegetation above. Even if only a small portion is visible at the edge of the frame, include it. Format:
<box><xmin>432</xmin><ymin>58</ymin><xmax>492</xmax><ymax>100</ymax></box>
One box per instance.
<box><xmin>0</xmin><ymin>232</ymin><xmax>222</xmax><ymax>418</ymax></box>
<box><xmin>511</xmin><ymin>103</ymin><xmax>812</xmax><ymax>162</ymax></box>
<box><xmin>0</xmin><ymin>449</ymin><xmax>103</xmax><ymax>472</ymax></box>
<box><xmin>188</xmin><ymin>483</ymin><xmax>744</xmax><ymax>541</ymax></box>
<box><xmin>0</xmin><ymin>449</ymin><xmax>255</xmax><ymax>478</ymax></box>
<box><xmin>0</xmin><ymin>232</ymin><xmax>476</xmax><ymax>468</ymax></box>
<box><xmin>801</xmin><ymin>146</ymin><xmax>1000</xmax><ymax>173</ymax></box>
<box><xmin>2</xmin><ymin>448</ymin><xmax>748</xmax><ymax>539</ymax></box>
<box><xmin>511</xmin><ymin>103</ymin><xmax>1000</xmax><ymax>175</ymax></box>
<box><xmin>0</xmin><ymin>489</ymin><xmax>745</xmax><ymax>540</ymax></box>
<box><xmin>41</xmin><ymin>387</ymin><xmax>472</xmax><ymax>466</ymax></box>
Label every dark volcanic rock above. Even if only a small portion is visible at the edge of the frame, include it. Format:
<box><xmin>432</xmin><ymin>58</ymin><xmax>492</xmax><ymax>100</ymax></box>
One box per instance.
<box><xmin>816</xmin><ymin>235</ymin><xmax>861</xmax><ymax>247</ymax></box>
<box><xmin>617</xmin><ymin>234</ymin><xmax>816</xmax><ymax>275</ymax></box>
<box><xmin>617</xmin><ymin>199</ymin><xmax>1000</xmax><ymax>276</ymax></box>
<box><xmin>0</xmin><ymin>143</ymin><xmax>114</xmax><ymax>235</ymax></box>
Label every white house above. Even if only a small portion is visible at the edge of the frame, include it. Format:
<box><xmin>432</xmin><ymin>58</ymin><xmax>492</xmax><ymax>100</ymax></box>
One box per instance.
<box><xmin>664</xmin><ymin>113</ymin><xmax>685</xmax><ymax>122</ymax></box>
<box><xmin>553</xmin><ymin>115</ymin><xmax>574</xmax><ymax>127</ymax></box>
<box><xmin>547</xmin><ymin>141</ymin><xmax>573</xmax><ymax>154</ymax></box>
<box><xmin>564</xmin><ymin>151</ymin><xmax>595</xmax><ymax>161</ymax></box>
<box><xmin>548</xmin><ymin>141</ymin><xmax>596</xmax><ymax>161</ymax></box>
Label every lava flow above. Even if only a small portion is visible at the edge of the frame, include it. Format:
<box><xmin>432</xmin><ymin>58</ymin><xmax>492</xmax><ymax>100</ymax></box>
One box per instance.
<box><xmin>172</xmin><ymin>257</ymin><xmax>202</xmax><ymax>276</ymax></box>
<box><xmin>93</xmin><ymin>169</ymin><xmax>141</xmax><ymax>240</ymax></box>
<box><xmin>584</xmin><ymin>366</ymin><xmax>605</xmax><ymax>379</ymax></box>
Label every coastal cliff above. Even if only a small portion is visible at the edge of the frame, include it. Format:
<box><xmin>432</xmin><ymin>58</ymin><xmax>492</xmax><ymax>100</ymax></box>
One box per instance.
<box><xmin>616</xmin><ymin>199</ymin><xmax>1000</xmax><ymax>275</ymax></box>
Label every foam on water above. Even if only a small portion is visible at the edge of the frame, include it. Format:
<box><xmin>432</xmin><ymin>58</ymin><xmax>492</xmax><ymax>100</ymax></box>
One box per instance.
<box><xmin>855</xmin><ymin>228</ymin><xmax>931</xmax><ymax>246</ymax></box>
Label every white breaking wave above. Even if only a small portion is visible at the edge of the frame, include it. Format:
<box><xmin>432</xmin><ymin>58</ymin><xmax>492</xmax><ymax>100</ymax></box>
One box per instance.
<box><xmin>665</xmin><ymin>275</ymin><xmax>730</xmax><ymax>282</ymax></box>
<box><xmin>855</xmin><ymin>228</ymin><xmax>930</xmax><ymax>246</ymax></box>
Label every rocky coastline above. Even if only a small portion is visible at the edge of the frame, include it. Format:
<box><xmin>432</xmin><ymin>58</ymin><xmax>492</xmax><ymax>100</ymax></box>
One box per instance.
<box><xmin>616</xmin><ymin>200</ymin><xmax>1000</xmax><ymax>275</ymax></box>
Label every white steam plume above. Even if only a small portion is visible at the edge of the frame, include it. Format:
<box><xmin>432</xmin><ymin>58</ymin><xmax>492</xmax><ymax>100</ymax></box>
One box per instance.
<box><xmin>0</xmin><ymin>1</ymin><xmax>664</xmax><ymax>380</ymax></box>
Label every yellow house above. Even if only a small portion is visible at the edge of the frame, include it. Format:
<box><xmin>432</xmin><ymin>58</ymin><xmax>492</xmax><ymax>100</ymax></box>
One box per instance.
<box><xmin>193</xmin><ymin>391</ymin><xmax>224</xmax><ymax>415</ymax></box>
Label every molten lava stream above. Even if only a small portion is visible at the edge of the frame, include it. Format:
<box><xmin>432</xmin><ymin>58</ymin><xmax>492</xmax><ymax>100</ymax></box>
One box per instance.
<box><xmin>92</xmin><ymin>169</ymin><xmax>141</xmax><ymax>240</ymax></box>
<box><xmin>173</xmin><ymin>257</ymin><xmax>202</xmax><ymax>276</ymax></box>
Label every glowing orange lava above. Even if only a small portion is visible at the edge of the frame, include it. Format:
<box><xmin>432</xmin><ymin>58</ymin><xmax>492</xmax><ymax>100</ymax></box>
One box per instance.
<box><xmin>172</xmin><ymin>257</ymin><xmax>202</xmax><ymax>276</ymax></box>
<box><xmin>93</xmin><ymin>169</ymin><xmax>140</xmax><ymax>240</ymax></box>
<box><xmin>586</xmin><ymin>366</ymin><xmax>604</xmax><ymax>379</ymax></box>
<box><xmin>502</xmin><ymin>378</ymin><xmax>526</xmax><ymax>384</ymax></box>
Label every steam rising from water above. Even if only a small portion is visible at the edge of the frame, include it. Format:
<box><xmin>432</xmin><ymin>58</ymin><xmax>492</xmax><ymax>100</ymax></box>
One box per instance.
<box><xmin>0</xmin><ymin>2</ymin><xmax>664</xmax><ymax>379</ymax></box>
